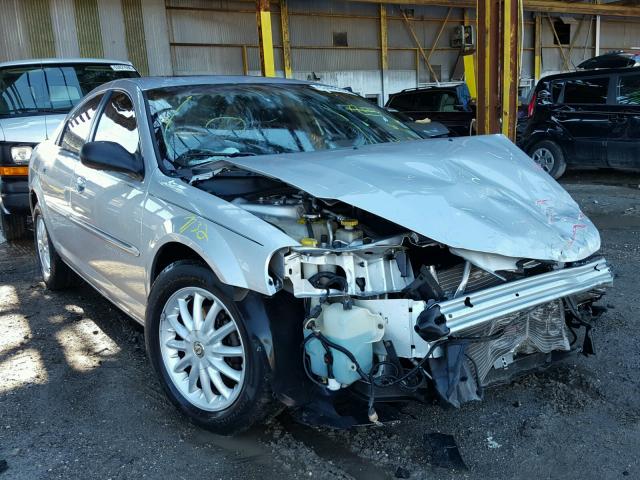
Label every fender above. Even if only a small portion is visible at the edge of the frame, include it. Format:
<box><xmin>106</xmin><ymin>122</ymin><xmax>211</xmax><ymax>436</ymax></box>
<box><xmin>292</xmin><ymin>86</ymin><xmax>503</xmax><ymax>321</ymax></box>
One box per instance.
<box><xmin>236</xmin><ymin>290</ymin><xmax>315</xmax><ymax>407</ymax></box>
<box><xmin>520</xmin><ymin>121</ymin><xmax>570</xmax><ymax>154</ymax></box>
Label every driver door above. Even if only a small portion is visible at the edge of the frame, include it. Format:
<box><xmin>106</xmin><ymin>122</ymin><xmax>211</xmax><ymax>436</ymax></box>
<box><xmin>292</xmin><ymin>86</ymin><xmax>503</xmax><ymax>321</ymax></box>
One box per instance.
<box><xmin>68</xmin><ymin>90</ymin><xmax>147</xmax><ymax>319</ymax></box>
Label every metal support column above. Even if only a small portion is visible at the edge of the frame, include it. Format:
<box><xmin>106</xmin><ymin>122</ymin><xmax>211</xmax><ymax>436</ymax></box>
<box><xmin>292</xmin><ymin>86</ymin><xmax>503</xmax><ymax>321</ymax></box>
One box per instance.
<box><xmin>256</xmin><ymin>0</ymin><xmax>276</xmax><ymax>77</ymax></box>
<box><xmin>380</xmin><ymin>4</ymin><xmax>388</xmax><ymax>104</ymax></box>
<box><xmin>476</xmin><ymin>0</ymin><xmax>500</xmax><ymax>135</ymax></box>
<box><xmin>280</xmin><ymin>0</ymin><xmax>292</xmax><ymax>78</ymax></box>
<box><xmin>595</xmin><ymin>15</ymin><xmax>601</xmax><ymax>57</ymax></box>
<box><xmin>463</xmin><ymin>9</ymin><xmax>477</xmax><ymax>100</ymax></box>
<box><xmin>534</xmin><ymin>14</ymin><xmax>541</xmax><ymax>81</ymax></box>
<box><xmin>501</xmin><ymin>0</ymin><xmax>520</xmax><ymax>139</ymax></box>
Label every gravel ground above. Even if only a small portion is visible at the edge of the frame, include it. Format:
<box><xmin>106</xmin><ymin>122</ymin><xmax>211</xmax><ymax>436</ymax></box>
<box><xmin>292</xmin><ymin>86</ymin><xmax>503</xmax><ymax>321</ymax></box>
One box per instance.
<box><xmin>1</xmin><ymin>171</ymin><xmax>639</xmax><ymax>479</ymax></box>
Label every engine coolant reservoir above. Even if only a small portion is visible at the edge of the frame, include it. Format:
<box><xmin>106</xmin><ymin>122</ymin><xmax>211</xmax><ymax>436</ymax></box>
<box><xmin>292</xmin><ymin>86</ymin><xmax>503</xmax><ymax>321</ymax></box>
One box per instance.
<box><xmin>335</xmin><ymin>219</ymin><xmax>363</xmax><ymax>245</ymax></box>
<box><xmin>305</xmin><ymin>303</ymin><xmax>385</xmax><ymax>389</ymax></box>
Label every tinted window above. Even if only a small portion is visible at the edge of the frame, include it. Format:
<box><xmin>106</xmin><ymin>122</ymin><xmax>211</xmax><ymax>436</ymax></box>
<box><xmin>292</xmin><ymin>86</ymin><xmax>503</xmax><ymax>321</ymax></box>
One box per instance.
<box><xmin>616</xmin><ymin>74</ymin><xmax>640</xmax><ymax>105</ymax></box>
<box><xmin>416</xmin><ymin>91</ymin><xmax>459</xmax><ymax>111</ymax></box>
<box><xmin>388</xmin><ymin>93</ymin><xmax>419</xmax><ymax>110</ymax></box>
<box><xmin>94</xmin><ymin>92</ymin><xmax>139</xmax><ymax>155</ymax></box>
<box><xmin>60</xmin><ymin>94</ymin><xmax>103</xmax><ymax>155</ymax></box>
<box><xmin>0</xmin><ymin>63</ymin><xmax>139</xmax><ymax>116</ymax></box>
<box><xmin>551</xmin><ymin>80</ymin><xmax>563</xmax><ymax>103</ymax></box>
<box><xmin>563</xmin><ymin>78</ymin><xmax>609</xmax><ymax>104</ymax></box>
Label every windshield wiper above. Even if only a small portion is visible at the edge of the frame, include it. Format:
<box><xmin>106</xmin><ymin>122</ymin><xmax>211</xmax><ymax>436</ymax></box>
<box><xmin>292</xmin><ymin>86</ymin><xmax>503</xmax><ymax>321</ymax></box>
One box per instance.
<box><xmin>173</xmin><ymin>149</ymin><xmax>256</xmax><ymax>167</ymax></box>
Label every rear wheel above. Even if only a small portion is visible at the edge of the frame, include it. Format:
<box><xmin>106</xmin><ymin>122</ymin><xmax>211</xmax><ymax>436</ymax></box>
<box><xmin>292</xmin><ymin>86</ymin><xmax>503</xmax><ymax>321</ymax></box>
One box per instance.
<box><xmin>145</xmin><ymin>261</ymin><xmax>278</xmax><ymax>434</ymax></box>
<box><xmin>1</xmin><ymin>212</ymin><xmax>27</xmax><ymax>241</ymax></box>
<box><xmin>33</xmin><ymin>204</ymin><xmax>76</xmax><ymax>290</ymax></box>
<box><xmin>529</xmin><ymin>140</ymin><xmax>567</xmax><ymax>179</ymax></box>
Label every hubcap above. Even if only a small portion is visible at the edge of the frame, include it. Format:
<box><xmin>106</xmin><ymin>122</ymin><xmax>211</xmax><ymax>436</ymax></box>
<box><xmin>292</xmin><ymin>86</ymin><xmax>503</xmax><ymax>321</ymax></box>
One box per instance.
<box><xmin>531</xmin><ymin>147</ymin><xmax>555</xmax><ymax>173</ymax></box>
<box><xmin>36</xmin><ymin>216</ymin><xmax>51</xmax><ymax>278</ymax></box>
<box><xmin>159</xmin><ymin>287</ymin><xmax>245</xmax><ymax>412</ymax></box>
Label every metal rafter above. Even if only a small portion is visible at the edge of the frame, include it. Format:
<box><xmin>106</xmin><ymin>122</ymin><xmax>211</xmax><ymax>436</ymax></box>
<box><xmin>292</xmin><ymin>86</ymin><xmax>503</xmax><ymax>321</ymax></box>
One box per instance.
<box><xmin>400</xmin><ymin>7</ymin><xmax>453</xmax><ymax>83</ymax></box>
<box><xmin>349</xmin><ymin>0</ymin><xmax>640</xmax><ymax>17</ymax></box>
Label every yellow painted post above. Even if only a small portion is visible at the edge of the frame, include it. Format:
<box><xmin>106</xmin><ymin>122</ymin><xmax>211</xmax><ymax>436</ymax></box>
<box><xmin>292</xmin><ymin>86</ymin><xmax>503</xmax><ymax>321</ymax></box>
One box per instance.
<box><xmin>463</xmin><ymin>9</ymin><xmax>477</xmax><ymax>100</ymax></box>
<box><xmin>256</xmin><ymin>0</ymin><xmax>276</xmax><ymax>77</ymax></box>
<box><xmin>380</xmin><ymin>4</ymin><xmax>388</xmax><ymax>101</ymax></box>
<box><xmin>501</xmin><ymin>0</ymin><xmax>519</xmax><ymax>140</ymax></box>
<box><xmin>280</xmin><ymin>0</ymin><xmax>292</xmax><ymax>78</ymax></box>
<box><xmin>534</xmin><ymin>14</ymin><xmax>541</xmax><ymax>81</ymax></box>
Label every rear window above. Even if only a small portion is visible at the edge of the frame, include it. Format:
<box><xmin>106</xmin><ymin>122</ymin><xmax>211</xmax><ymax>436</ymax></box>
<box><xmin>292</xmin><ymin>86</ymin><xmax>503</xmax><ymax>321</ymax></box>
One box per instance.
<box><xmin>388</xmin><ymin>90</ymin><xmax>459</xmax><ymax>112</ymax></box>
<box><xmin>0</xmin><ymin>63</ymin><xmax>139</xmax><ymax>116</ymax></box>
<box><xmin>388</xmin><ymin>93</ymin><xmax>419</xmax><ymax>110</ymax></box>
<box><xmin>616</xmin><ymin>73</ymin><xmax>640</xmax><ymax>105</ymax></box>
<box><xmin>563</xmin><ymin>77</ymin><xmax>609</xmax><ymax>104</ymax></box>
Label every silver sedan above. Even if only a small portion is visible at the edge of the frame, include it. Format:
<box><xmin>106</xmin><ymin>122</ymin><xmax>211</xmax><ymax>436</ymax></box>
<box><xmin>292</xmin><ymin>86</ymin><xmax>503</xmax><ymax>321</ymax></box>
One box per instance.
<box><xmin>29</xmin><ymin>76</ymin><xmax>612</xmax><ymax>434</ymax></box>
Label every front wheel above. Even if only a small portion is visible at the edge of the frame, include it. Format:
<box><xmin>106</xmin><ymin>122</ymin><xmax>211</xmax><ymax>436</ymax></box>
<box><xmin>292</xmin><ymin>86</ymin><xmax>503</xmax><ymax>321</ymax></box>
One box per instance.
<box><xmin>33</xmin><ymin>204</ymin><xmax>76</xmax><ymax>290</ymax></box>
<box><xmin>145</xmin><ymin>261</ymin><xmax>278</xmax><ymax>435</ymax></box>
<box><xmin>529</xmin><ymin>140</ymin><xmax>567</xmax><ymax>179</ymax></box>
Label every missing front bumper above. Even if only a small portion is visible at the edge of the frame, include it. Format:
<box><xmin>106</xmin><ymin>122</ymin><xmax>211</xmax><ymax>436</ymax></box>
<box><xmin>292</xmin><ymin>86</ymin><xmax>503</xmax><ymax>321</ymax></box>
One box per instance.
<box><xmin>355</xmin><ymin>258</ymin><xmax>612</xmax><ymax>359</ymax></box>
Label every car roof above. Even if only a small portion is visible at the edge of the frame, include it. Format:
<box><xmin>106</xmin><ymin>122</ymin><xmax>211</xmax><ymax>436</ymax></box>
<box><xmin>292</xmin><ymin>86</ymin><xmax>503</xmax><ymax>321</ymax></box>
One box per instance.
<box><xmin>539</xmin><ymin>65</ymin><xmax>640</xmax><ymax>83</ymax></box>
<box><xmin>0</xmin><ymin>58</ymin><xmax>134</xmax><ymax>68</ymax></box>
<box><xmin>390</xmin><ymin>84</ymin><xmax>465</xmax><ymax>96</ymax></box>
<box><xmin>105</xmin><ymin>75</ymin><xmax>315</xmax><ymax>91</ymax></box>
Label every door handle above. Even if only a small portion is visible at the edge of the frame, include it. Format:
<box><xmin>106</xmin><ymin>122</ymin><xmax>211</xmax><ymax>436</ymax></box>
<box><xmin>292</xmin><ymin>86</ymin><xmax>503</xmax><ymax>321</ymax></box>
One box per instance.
<box><xmin>76</xmin><ymin>176</ymin><xmax>86</xmax><ymax>193</ymax></box>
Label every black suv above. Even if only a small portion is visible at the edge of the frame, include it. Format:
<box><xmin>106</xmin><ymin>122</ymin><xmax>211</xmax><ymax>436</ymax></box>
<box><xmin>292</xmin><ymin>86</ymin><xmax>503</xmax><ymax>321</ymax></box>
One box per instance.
<box><xmin>386</xmin><ymin>84</ymin><xmax>475</xmax><ymax>137</ymax></box>
<box><xmin>519</xmin><ymin>59</ymin><xmax>640</xmax><ymax>178</ymax></box>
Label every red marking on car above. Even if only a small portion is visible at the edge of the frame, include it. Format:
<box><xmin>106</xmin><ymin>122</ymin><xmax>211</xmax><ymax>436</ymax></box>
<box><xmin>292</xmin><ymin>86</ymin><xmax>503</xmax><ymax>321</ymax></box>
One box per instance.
<box><xmin>567</xmin><ymin>224</ymin><xmax>587</xmax><ymax>248</ymax></box>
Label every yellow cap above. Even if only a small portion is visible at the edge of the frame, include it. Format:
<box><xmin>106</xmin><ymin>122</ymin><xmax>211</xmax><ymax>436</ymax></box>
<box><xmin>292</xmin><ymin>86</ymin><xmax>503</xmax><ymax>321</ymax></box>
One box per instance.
<box><xmin>300</xmin><ymin>237</ymin><xmax>318</xmax><ymax>247</ymax></box>
<box><xmin>340</xmin><ymin>218</ymin><xmax>359</xmax><ymax>228</ymax></box>
<box><xmin>297</xmin><ymin>218</ymin><xmax>306</xmax><ymax>224</ymax></box>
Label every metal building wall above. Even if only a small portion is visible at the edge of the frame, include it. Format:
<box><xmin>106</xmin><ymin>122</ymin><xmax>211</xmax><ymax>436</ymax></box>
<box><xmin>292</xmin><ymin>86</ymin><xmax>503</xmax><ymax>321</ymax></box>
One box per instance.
<box><xmin>0</xmin><ymin>0</ymin><xmax>171</xmax><ymax>76</ymax></box>
<box><xmin>2</xmin><ymin>0</ymin><xmax>640</xmax><ymax>101</ymax></box>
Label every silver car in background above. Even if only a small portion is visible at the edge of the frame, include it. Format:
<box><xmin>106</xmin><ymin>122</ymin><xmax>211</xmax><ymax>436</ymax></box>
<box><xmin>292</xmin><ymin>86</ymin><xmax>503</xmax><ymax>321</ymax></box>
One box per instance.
<box><xmin>0</xmin><ymin>58</ymin><xmax>139</xmax><ymax>240</ymax></box>
<box><xmin>29</xmin><ymin>76</ymin><xmax>612</xmax><ymax>434</ymax></box>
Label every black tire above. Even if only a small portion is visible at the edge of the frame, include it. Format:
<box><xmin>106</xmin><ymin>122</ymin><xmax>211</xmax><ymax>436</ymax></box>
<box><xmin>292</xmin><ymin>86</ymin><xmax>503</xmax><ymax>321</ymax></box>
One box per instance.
<box><xmin>1</xmin><ymin>212</ymin><xmax>27</xmax><ymax>241</ymax></box>
<box><xmin>33</xmin><ymin>204</ymin><xmax>76</xmax><ymax>290</ymax></box>
<box><xmin>145</xmin><ymin>261</ymin><xmax>278</xmax><ymax>435</ymax></box>
<box><xmin>528</xmin><ymin>140</ymin><xmax>567</xmax><ymax>179</ymax></box>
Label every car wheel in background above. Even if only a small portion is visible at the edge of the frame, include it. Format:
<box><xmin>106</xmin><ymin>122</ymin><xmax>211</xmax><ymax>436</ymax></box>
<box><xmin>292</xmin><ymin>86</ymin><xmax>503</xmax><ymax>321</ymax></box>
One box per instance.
<box><xmin>33</xmin><ymin>204</ymin><xmax>76</xmax><ymax>290</ymax></box>
<box><xmin>529</xmin><ymin>140</ymin><xmax>567</xmax><ymax>179</ymax></box>
<box><xmin>1</xmin><ymin>212</ymin><xmax>27</xmax><ymax>242</ymax></box>
<box><xmin>145</xmin><ymin>261</ymin><xmax>278</xmax><ymax>435</ymax></box>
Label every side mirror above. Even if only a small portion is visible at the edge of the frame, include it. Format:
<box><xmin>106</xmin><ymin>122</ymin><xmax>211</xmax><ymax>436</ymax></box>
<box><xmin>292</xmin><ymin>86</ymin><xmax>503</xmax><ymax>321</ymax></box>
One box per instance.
<box><xmin>80</xmin><ymin>141</ymin><xmax>143</xmax><ymax>179</ymax></box>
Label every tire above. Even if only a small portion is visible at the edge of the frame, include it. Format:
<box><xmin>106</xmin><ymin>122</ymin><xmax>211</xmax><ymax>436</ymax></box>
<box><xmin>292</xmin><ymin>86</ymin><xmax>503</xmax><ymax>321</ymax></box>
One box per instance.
<box><xmin>1</xmin><ymin>212</ymin><xmax>27</xmax><ymax>241</ymax></box>
<box><xmin>528</xmin><ymin>140</ymin><xmax>567</xmax><ymax>179</ymax></box>
<box><xmin>145</xmin><ymin>261</ymin><xmax>278</xmax><ymax>435</ymax></box>
<box><xmin>33</xmin><ymin>204</ymin><xmax>76</xmax><ymax>290</ymax></box>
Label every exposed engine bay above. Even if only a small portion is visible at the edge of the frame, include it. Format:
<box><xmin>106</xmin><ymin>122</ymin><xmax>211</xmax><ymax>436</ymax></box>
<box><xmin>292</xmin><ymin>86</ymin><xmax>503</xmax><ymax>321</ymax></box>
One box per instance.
<box><xmin>193</xmin><ymin>167</ymin><xmax>612</xmax><ymax>422</ymax></box>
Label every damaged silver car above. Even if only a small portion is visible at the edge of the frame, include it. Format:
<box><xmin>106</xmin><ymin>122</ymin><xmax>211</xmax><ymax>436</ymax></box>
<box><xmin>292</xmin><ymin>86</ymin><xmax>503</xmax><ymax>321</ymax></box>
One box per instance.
<box><xmin>28</xmin><ymin>77</ymin><xmax>612</xmax><ymax>434</ymax></box>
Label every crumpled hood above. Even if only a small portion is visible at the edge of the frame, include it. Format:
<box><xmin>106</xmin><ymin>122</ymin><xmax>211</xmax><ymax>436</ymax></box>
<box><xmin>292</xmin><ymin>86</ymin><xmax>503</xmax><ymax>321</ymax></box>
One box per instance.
<box><xmin>0</xmin><ymin>114</ymin><xmax>66</xmax><ymax>143</ymax></box>
<box><xmin>227</xmin><ymin>134</ymin><xmax>600</xmax><ymax>262</ymax></box>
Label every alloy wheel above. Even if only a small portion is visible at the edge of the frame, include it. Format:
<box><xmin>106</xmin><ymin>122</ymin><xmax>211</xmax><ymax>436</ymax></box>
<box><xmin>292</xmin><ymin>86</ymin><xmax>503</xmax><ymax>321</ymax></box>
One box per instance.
<box><xmin>159</xmin><ymin>287</ymin><xmax>245</xmax><ymax>411</ymax></box>
<box><xmin>36</xmin><ymin>216</ymin><xmax>51</xmax><ymax>278</ymax></box>
<box><xmin>531</xmin><ymin>147</ymin><xmax>555</xmax><ymax>173</ymax></box>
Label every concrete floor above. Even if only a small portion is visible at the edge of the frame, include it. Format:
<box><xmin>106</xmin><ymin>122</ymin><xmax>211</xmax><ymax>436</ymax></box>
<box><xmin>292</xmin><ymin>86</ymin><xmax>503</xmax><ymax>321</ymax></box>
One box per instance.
<box><xmin>1</xmin><ymin>171</ymin><xmax>639</xmax><ymax>479</ymax></box>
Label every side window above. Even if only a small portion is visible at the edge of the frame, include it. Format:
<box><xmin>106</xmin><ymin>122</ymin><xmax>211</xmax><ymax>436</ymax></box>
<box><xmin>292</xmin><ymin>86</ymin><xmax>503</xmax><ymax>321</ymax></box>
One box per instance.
<box><xmin>616</xmin><ymin>74</ymin><xmax>640</xmax><ymax>105</ymax></box>
<box><xmin>94</xmin><ymin>91</ymin><xmax>139</xmax><ymax>155</ymax></box>
<box><xmin>563</xmin><ymin>77</ymin><xmax>609</xmax><ymax>105</ymax></box>
<box><xmin>551</xmin><ymin>80</ymin><xmax>563</xmax><ymax>103</ymax></box>
<box><xmin>60</xmin><ymin>94</ymin><xmax>103</xmax><ymax>155</ymax></box>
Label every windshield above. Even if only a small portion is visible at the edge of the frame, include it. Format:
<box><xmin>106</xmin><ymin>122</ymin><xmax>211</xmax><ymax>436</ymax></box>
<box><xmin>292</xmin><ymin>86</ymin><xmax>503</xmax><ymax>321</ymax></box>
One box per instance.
<box><xmin>0</xmin><ymin>63</ymin><xmax>139</xmax><ymax>116</ymax></box>
<box><xmin>146</xmin><ymin>83</ymin><xmax>421</xmax><ymax>168</ymax></box>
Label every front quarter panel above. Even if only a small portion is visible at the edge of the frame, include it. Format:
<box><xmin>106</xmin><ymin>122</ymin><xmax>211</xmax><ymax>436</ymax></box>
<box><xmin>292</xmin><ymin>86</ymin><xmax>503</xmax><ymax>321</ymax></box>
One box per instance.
<box><xmin>143</xmin><ymin>170</ymin><xmax>298</xmax><ymax>296</ymax></box>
